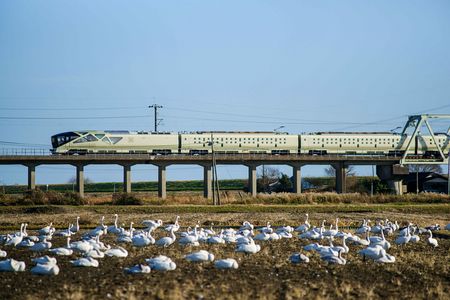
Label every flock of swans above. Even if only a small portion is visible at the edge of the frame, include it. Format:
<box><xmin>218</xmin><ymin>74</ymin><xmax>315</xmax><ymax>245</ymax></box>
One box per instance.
<box><xmin>0</xmin><ymin>213</ymin><xmax>448</xmax><ymax>275</ymax></box>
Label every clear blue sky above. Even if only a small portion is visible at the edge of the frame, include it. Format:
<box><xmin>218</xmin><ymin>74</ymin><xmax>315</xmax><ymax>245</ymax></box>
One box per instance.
<box><xmin>1</xmin><ymin>1</ymin><xmax>449</xmax><ymax>185</ymax></box>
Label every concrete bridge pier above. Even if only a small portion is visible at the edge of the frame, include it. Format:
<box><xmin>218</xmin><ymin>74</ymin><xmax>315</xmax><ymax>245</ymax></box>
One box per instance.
<box><xmin>247</xmin><ymin>164</ymin><xmax>258</xmax><ymax>197</ymax></box>
<box><xmin>332</xmin><ymin>162</ymin><xmax>347</xmax><ymax>194</ymax></box>
<box><xmin>158</xmin><ymin>165</ymin><xmax>167</xmax><ymax>199</ymax></box>
<box><xmin>26</xmin><ymin>164</ymin><xmax>36</xmax><ymax>190</ymax></box>
<box><xmin>291</xmin><ymin>163</ymin><xmax>303</xmax><ymax>194</ymax></box>
<box><xmin>122</xmin><ymin>164</ymin><xmax>132</xmax><ymax>193</ymax></box>
<box><xmin>377</xmin><ymin>164</ymin><xmax>409</xmax><ymax>195</ymax></box>
<box><xmin>203</xmin><ymin>164</ymin><xmax>212</xmax><ymax>199</ymax></box>
<box><xmin>75</xmin><ymin>164</ymin><xmax>85</xmax><ymax>198</ymax></box>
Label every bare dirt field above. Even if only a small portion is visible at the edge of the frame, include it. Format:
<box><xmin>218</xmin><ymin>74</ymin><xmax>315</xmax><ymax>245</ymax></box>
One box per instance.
<box><xmin>0</xmin><ymin>206</ymin><xmax>449</xmax><ymax>300</ymax></box>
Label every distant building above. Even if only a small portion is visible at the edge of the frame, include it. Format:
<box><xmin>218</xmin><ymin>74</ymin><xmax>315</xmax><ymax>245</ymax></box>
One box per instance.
<box><xmin>404</xmin><ymin>172</ymin><xmax>448</xmax><ymax>194</ymax></box>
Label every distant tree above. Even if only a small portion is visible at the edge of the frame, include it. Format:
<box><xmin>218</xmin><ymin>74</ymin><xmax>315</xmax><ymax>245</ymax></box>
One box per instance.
<box><xmin>408</xmin><ymin>164</ymin><xmax>443</xmax><ymax>173</ymax></box>
<box><xmin>324</xmin><ymin>165</ymin><xmax>356</xmax><ymax>177</ymax></box>
<box><xmin>275</xmin><ymin>173</ymin><xmax>292</xmax><ymax>192</ymax></box>
<box><xmin>257</xmin><ymin>166</ymin><xmax>280</xmax><ymax>192</ymax></box>
<box><xmin>67</xmin><ymin>176</ymin><xmax>94</xmax><ymax>184</ymax></box>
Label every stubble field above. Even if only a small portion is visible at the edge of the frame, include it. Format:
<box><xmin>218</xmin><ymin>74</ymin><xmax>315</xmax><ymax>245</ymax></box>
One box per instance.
<box><xmin>0</xmin><ymin>205</ymin><xmax>449</xmax><ymax>300</ymax></box>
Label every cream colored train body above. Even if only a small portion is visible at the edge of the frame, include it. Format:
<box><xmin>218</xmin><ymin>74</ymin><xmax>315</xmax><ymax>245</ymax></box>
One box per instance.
<box><xmin>51</xmin><ymin>130</ymin><xmax>450</xmax><ymax>157</ymax></box>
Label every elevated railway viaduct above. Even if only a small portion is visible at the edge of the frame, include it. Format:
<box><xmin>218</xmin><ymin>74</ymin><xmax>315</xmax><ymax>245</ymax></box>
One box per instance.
<box><xmin>0</xmin><ymin>153</ymin><xmax>408</xmax><ymax>198</ymax></box>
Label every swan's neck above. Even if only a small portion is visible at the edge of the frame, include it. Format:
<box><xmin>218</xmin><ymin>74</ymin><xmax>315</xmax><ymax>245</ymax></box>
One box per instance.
<box><xmin>114</xmin><ymin>215</ymin><xmax>118</xmax><ymax>226</ymax></box>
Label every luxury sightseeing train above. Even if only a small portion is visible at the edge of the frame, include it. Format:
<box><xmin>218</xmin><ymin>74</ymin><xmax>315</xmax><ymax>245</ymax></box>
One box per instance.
<box><xmin>51</xmin><ymin>130</ymin><xmax>450</xmax><ymax>157</ymax></box>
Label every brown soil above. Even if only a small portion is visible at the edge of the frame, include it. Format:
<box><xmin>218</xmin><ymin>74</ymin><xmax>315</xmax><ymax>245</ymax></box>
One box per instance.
<box><xmin>0</xmin><ymin>211</ymin><xmax>449</xmax><ymax>300</ymax></box>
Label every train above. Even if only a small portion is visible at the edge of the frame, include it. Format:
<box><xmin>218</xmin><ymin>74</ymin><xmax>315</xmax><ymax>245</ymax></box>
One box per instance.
<box><xmin>51</xmin><ymin>130</ymin><xmax>450</xmax><ymax>157</ymax></box>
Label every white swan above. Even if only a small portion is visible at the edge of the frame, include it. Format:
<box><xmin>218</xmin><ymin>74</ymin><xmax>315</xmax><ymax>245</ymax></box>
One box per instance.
<box><xmin>321</xmin><ymin>249</ymin><xmax>346</xmax><ymax>265</ymax></box>
<box><xmin>214</xmin><ymin>258</ymin><xmax>239</xmax><ymax>269</ymax></box>
<box><xmin>254</xmin><ymin>230</ymin><xmax>271</xmax><ymax>241</ymax></box>
<box><xmin>369</xmin><ymin>230</ymin><xmax>390</xmax><ymax>250</ymax></box>
<box><xmin>179</xmin><ymin>225</ymin><xmax>200</xmax><ymax>246</ymax></box>
<box><xmin>132</xmin><ymin>231</ymin><xmax>155</xmax><ymax>247</ymax></box>
<box><xmin>356</xmin><ymin>219</ymin><xmax>370</xmax><ymax>235</ymax></box>
<box><xmin>6</xmin><ymin>224</ymin><xmax>24</xmax><ymax>246</ymax></box>
<box><xmin>278</xmin><ymin>231</ymin><xmax>293</xmax><ymax>239</ymax></box>
<box><xmin>124</xmin><ymin>264</ymin><xmax>151</xmax><ymax>274</ymax></box>
<box><xmin>295</xmin><ymin>213</ymin><xmax>310</xmax><ymax>233</ymax></box>
<box><xmin>395</xmin><ymin>226</ymin><xmax>411</xmax><ymax>245</ymax></box>
<box><xmin>239</xmin><ymin>221</ymin><xmax>254</xmax><ymax>231</ymax></box>
<box><xmin>358</xmin><ymin>245</ymin><xmax>384</xmax><ymax>260</ymax></box>
<box><xmin>55</xmin><ymin>224</ymin><xmax>73</xmax><ymax>237</ymax></box>
<box><xmin>331</xmin><ymin>236</ymin><xmax>349</xmax><ymax>254</ymax></box>
<box><xmin>17</xmin><ymin>239</ymin><xmax>35</xmax><ymax>248</ymax></box>
<box><xmin>290</xmin><ymin>252</ymin><xmax>310</xmax><ymax>264</ymax></box>
<box><xmin>30</xmin><ymin>238</ymin><xmax>52</xmax><ymax>252</ymax></box>
<box><xmin>303</xmin><ymin>243</ymin><xmax>321</xmax><ymax>251</ymax></box>
<box><xmin>165</xmin><ymin>216</ymin><xmax>180</xmax><ymax>232</ymax></box>
<box><xmin>70</xmin><ymin>240</ymin><xmax>93</xmax><ymax>253</ymax></box>
<box><xmin>185</xmin><ymin>250</ymin><xmax>215</xmax><ymax>262</ymax></box>
<box><xmin>276</xmin><ymin>225</ymin><xmax>294</xmax><ymax>234</ymax></box>
<box><xmin>49</xmin><ymin>237</ymin><xmax>73</xmax><ymax>256</ymax></box>
<box><xmin>38</xmin><ymin>222</ymin><xmax>55</xmax><ymax>236</ymax></box>
<box><xmin>71</xmin><ymin>257</ymin><xmax>99</xmax><ymax>267</ymax></box>
<box><xmin>145</xmin><ymin>255</ymin><xmax>176</xmax><ymax>271</ymax></box>
<box><xmin>85</xmin><ymin>249</ymin><xmax>105</xmax><ymax>259</ymax></box>
<box><xmin>70</xmin><ymin>216</ymin><xmax>80</xmax><ymax>233</ymax></box>
<box><xmin>426</xmin><ymin>230</ymin><xmax>438</xmax><ymax>247</ymax></box>
<box><xmin>31</xmin><ymin>263</ymin><xmax>60</xmax><ymax>275</ymax></box>
<box><xmin>32</xmin><ymin>256</ymin><xmax>57</xmax><ymax>265</ymax></box>
<box><xmin>207</xmin><ymin>230</ymin><xmax>225</xmax><ymax>244</ymax></box>
<box><xmin>105</xmin><ymin>246</ymin><xmax>128</xmax><ymax>258</ymax></box>
<box><xmin>235</xmin><ymin>237</ymin><xmax>261</xmax><ymax>254</ymax></box>
<box><xmin>374</xmin><ymin>249</ymin><xmax>396</xmax><ymax>263</ymax></box>
<box><xmin>0</xmin><ymin>259</ymin><xmax>26</xmax><ymax>272</ymax></box>
<box><xmin>156</xmin><ymin>228</ymin><xmax>176</xmax><ymax>247</ymax></box>
<box><xmin>142</xmin><ymin>219</ymin><xmax>163</xmax><ymax>232</ymax></box>
<box><xmin>0</xmin><ymin>249</ymin><xmax>6</xmax><ymax>257</ymax></box>
<box><xmin>107</xmin><ymin>214</ymin><xmax>123</xmax><ymax>235</ymax></box>
<box><xmin>410</xmin><ymin>227</ymin><xmax>420</xmax><ymax>243</ymax></box>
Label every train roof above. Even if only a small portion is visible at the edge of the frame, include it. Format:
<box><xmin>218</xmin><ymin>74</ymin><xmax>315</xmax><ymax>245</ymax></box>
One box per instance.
<box><xmin>312</xmin><ymin>132</ymin><xmax>397</xmax><ymax>135</ymax></box>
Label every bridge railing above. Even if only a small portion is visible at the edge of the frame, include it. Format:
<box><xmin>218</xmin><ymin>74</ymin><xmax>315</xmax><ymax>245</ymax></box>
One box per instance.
<box><xmin>0</xmin><ymin>148</ymin><xmax>401</xmax><ymax>161</ymax></box>
<box><xmin>0</xmin><ymin>148</ymin><xmax>51</xmax><ymax>156</ymax></box>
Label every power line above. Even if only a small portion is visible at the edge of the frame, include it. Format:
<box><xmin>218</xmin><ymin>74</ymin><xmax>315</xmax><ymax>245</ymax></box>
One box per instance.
<box><xmin>0</xmin><ymin>115</ymin><xmax>149</xmax><ymax>120</ymax></box>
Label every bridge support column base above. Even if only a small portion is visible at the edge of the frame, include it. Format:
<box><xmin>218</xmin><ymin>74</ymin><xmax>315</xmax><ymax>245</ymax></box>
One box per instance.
<box><xmin>248</xmin><ymin>164</ymin><xmax>258</xmax><ymax>197</ymax></box>
<box><xmin>76</xmin><ymin>165</ymin><xmax>85</xmax><ymax>198</ymax></box>
<box><xmin>387</xmin><ymin>180</ymin><xmax>403</xmax><ymax>195</ymax></box>
<box><xmin>333</xmin><ymin>163</ymin><xmax>347</xmax><ymax>194</ymax></box>
<box><xmin>158</xmin><ymin>165</ymin><xmax>167</xmax><ymax>199</ymax></box>
<box><xmin>123</xmin><ymin>165</ymin><xmax>131</xmax><ymax>193</ymax></box>
<box><xmin>292</xmin><ymin>164</ymin><xmax>302</xmax><ymax>194</ymax></box>
<box><xmin>203</xmin><ymin>165</ymin><xmax>212</xmax><ymax>199</ymax></box>
<box><xmin>27</xmin><ymin>165</ymin><xmax>36</xmax><ymax>190</ymax></box>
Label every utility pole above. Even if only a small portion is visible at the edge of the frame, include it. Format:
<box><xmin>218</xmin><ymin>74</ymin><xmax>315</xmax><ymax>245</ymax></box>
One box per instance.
<box><xmin>209</xmin><ymin>133</ymin><xmax>220</xmax><ymax>205</ymax></box>
<box><xmin>148</xmin><ymin>104</ymin><xmax>163</xmax><ymax>132</ymax></box>
<box><xmin>416</xmin><ymin>169</ymin><xmax>419</xmax><ymax>194</ymax></box>
<box><xmin>370</xmin><ymin>165</ymin><xmax>374</xmax><ymax>196</ymax></box>
<box><xmin>447</xmin><ymin>150</ymin><xmax>450</xmax><ymax>196</ymax></box>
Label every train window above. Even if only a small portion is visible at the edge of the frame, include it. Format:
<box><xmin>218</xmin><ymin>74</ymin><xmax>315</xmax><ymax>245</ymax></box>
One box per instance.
<box><xmin>101</xmin><ymin>137</ymin><xmax>111</xmax><ymax>144</ymax></box>
<box><xmin>109</xmin><ymin>137</ymin><xmax>123</xmax><ymax>144</ymax></box>
<box><xmin>74</xmin><ymin>134</ymin><xmax>97</xmax><ymax>144</ymax></box>
<box><xmin>95</xmin><ymin>134</ymin><xmax>105</xmax><ymax>139</ymax></box>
